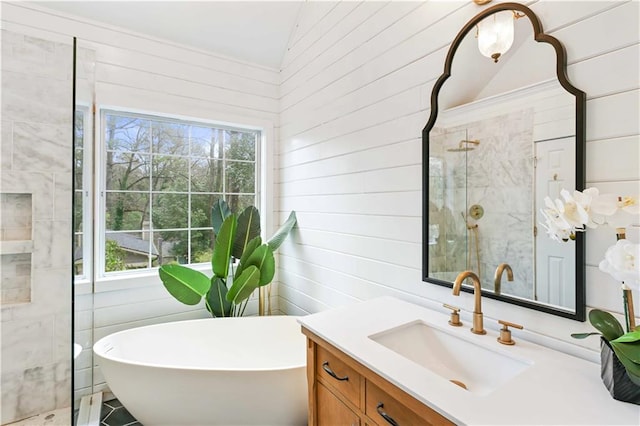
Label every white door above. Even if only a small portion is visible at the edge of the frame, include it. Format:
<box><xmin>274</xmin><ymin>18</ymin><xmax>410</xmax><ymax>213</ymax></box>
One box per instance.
<box><xmin>534</xmin><ymin>137</ymin><xmax>575</xmax><ymax>308</ymax></box>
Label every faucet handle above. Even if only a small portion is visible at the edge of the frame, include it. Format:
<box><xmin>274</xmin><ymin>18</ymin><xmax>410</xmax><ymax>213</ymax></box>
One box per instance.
<box><xmin>443</xmin><ymin>304</ymin><xmax>463</xmax><ymax>327</ymax></box>
<box><xmin>497</xmin><ymin>320</ymin><xmax>524</xmax><ymax>345</ymax></box>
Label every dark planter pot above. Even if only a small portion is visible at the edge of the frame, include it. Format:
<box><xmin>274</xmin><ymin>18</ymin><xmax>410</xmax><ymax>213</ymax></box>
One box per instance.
<box><xmin>600</xmin><ymin>338</ymin><xmax>640</xmax><ymax>405</ymax></box>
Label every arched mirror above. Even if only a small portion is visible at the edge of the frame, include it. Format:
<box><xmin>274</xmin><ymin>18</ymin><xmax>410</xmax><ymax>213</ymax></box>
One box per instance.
<box><xmin>422</xmin><ymin>2</ymin><xmax>586</xmax><ymax>320</ymax></box>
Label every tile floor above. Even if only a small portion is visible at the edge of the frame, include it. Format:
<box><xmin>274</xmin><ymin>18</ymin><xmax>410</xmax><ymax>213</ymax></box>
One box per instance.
<box><xmin>99</xmin><ymin>399</ymin><xmax>140</xmax><ymax>426</ymax></box>
<box><xmin>6</xmin><ymin>408</ymin><xmax>72</xmax><ymax>426</ymax></box>
<box><xmin>5</xmin><ymin>398</ymin><xmax>139</xmax><ymax>426</ymax></box>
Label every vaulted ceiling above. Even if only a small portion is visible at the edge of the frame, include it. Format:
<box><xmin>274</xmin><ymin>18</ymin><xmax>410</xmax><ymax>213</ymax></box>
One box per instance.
<box><xmin>33</xmin><ymin>1</ymin><xmax>305</xmax><ymax>69</ymax></box>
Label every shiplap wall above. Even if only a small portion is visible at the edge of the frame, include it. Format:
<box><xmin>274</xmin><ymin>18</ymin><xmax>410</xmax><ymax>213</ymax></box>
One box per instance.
<box><xmin>2</xmin><ymin>0</ymin><xmax>638</xmax><ymax>410</ymax></box>
<box><xmin>277</xmin><ymin>0</ymin><xmax>640</xmax><ymax>356</ymax></box>
<box><xmin>1</xmin><ymin>1</ymin><xmax>281</xmax><ymax>402</ymax></box>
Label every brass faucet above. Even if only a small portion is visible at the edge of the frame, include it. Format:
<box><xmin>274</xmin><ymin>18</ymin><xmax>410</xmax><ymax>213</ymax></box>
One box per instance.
<box><xmin>452</xmin><ymin>271</ymin><xmax>486</xmax><ymax>335</ymax></box>
<box><xmin>494</xmin><ymin>263</ymin><xmax>513</xmax><ymax>296</ymax></box>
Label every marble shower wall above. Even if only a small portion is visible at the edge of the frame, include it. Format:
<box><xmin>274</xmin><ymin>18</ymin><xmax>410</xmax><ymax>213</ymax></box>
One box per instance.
<box><xmin>463</xmin><ymin>109</ymin><xmax>534</xmax><ymax>298</ymax></box>
<box><xmin>1</xmin><ymin>29</ymin><xmax>73</xmax><ymax>424</ymax></box>
<box><xmin>429</xmin><ymin>109</ymin><xmax>534</xmax><ymax>299</ymax></box>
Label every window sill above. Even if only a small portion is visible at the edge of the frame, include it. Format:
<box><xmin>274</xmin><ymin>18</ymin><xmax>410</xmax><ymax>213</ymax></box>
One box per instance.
<box><xmin>94</xmin><ymin>264</ymin><xmax>213</xmax><ymax>293</ymax></box>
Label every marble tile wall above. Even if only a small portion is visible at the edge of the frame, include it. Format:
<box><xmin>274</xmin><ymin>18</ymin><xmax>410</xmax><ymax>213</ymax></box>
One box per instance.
<box><xmin>0</xmin><ymin>193</ymin><xmax>32</xmax><ymax>241</ymax></box>
<box><xmin>0</xmin><ymin>193</ymin><xmax>33</xmax><ymax>305</ymax></box>
<box><xmin>428</xmin><ymin>109</ymin><xmax>534</xmax><ymax>299</ymax></box>
<box><xmin>1</xmin><ymin>29</ymin><xmax>73</xmax><ymax>424</ymax></box>
<box><xmin>464</xmin><ymin>109</ymin><xmax>535</xmax><ymax>299</ymax></box>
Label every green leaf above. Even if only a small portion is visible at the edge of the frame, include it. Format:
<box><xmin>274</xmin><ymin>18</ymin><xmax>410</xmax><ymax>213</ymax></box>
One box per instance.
<box><xmin>570</xmin><ymin>332</ymin><xmax>601</xmax><ymax>339</ymax></box>
<box><xmin>206</xmin><ymin>277</ymin><xmax>233</xmax><ymax>317</ymax></box>
<box><xmin>266</xmin><ymin>211</ymin><xmax>297</xmax><ymax>252</ymax></box>
<box><xmin>233</xmin><ymin>206</ymin><xmax>261</xmax><ymax>259</ymax></box>
<box><xmin>212</xmin><ymin>214</ymin><xmax>237</xmax><ymax>278</ymax></box>
<box><xmin>159</xmin><ymin>264</ymin><xmax>210</xmax><ymax>305</ymax></box>
<box><xmin>611</xmin><ymin>340</ymin><xmax>640</xmax><ymax>363</ymax></box>
<box><xmin>627</xmin><ymin>369</ymin><xmax>640</xmax><ymax>386</ymax></box>
<box><xmin>588</xmin><ymin>309</ymin><xmax>624</xmax><ymax>341</ymax></box>
<box><xmin>226</xmin><ymin>265</ymin><xmax>260</xmax><ymax>304</ymax></box>
<box><xmin>234</xmin><ymin>236</ymin><xmax>262</xmax><ymax>279</ymax></box>
<box><xmin>211</xmin><ymin>199</ymin><xmax>232</xmax><ymax>237</ymax></box>
<box><xmin>245</xmin><ymin>244</ymin><xmax>275</xmax><ymax>286</ymax></box>
<box><xmin>612</xmin><ymin>330</ymin><xmax>640</xmax><ymax>344</ymax></box>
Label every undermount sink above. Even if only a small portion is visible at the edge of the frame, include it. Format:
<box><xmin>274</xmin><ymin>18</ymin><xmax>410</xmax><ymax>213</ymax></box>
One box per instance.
<box><xmin>369</xmin><ymin>320</ymin><xmax>532</xmax><ymax>395</ymax></box>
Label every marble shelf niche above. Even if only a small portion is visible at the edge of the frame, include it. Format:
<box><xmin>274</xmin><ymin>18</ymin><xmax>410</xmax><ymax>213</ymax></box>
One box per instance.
<box><xmin>0</xmin><ymin>192</ymin><xmax>33</xmax><ymax>305</ymax></box>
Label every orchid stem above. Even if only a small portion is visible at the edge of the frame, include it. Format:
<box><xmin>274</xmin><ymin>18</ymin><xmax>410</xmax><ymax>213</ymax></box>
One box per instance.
<box><xmin>623</xmin><ymin>283</ymin><xmax>631</xmax><ymax>332</ymax></box>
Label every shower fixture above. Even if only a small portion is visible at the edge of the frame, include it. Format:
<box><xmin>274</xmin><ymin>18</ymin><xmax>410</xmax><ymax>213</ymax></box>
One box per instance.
<box><xmin>446</xmin><ymin>139</ymin><xmax>480</xmax><ymax>152</ymax></box>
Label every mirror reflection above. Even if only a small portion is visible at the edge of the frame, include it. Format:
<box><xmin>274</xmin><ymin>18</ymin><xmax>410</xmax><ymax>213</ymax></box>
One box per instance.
<box><xmin>423</xmin><ymin>4</ymin><xmax>585</xmax><ymax>319</ymax></box>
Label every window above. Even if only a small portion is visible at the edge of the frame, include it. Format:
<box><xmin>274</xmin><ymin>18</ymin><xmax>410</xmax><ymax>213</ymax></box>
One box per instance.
<box><xmin>73</xmin><ymin>108</ymin><xmax>90</xmax><ymax>279</ymax></box>
<box><xmin>101</xmin><ymin>110</ymin><xmax>259</xmax><ymax>274</ymax></box>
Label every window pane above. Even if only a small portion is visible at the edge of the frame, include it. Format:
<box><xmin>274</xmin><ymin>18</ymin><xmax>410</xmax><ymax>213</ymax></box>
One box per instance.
<box><xmin>190</xmin><ymin>126</ymin><xmax>216</xmax><ymax>158</ymax></box>
<box><xmin>226</xmin><ymin>194</ymin><xmax>256</xmax><ymax>213</ymax></box>
<box><xmin>152</xmin><ymin>193</ymin><xmax>188</xmax><ymax>229</ymax></box>
<box><xmin>74</xmin><ymin>111</ymin><xmax>84</xmax><ymax>149</ymax></box>
<box><xmin>74</xmin><ymin>233</ymin><xmax>83</xmax><ymax>276</ymax></box>
<box><xmin>226</xmin><ymin>161</ymin><xmax>255</xmax><ymax>193</ymax></box>
<box><xmin>106</xmin><ymin>152</ymin><xmax>150</xmax><ymax>191</ymax></box>
<box><xmin>105</xmin><ymin>232</ymin><xmax>151</xmax><ymax>271</ymax></box>
<box><xmin>190</xmin><ymin>194</ymin><xmax>218</xmax><ymax>228</ymax></box>
<box><xmin>74</xmin><ymin>148</ymin><xmax>83</xmax><ymax>190</ymax></box>
<box><xmin>105</xmin><ymin>115</ymin><xmax>150</xmax><ymax>153</ymax></box>
<box><xmin>101</xmin><ymin>110</ymin><xmax>260</xmax><ymax>275</ymax></box>
<box><xmin>225</xmin><ymin>130</ymin><xmax>256</xmax><ymax>161</ymax></box>
<box><xmin>191</xmin><ymin>158</ymin><xmax>223</xmax><ymax>192</ymax></box>
<box><xmin>105</xmin><ymin>192</ymin><xmax>150</xmax><ymax>231</ymax></box>
<box><xmin>154</xmin><ymin>230</ymin><xmax>188</xmax><ymax>265</ymax></box>
<box><xmin>74</xmin><ymin>191</ymin><xmax>83</xmax><ymax>233</ymax></box>
<box><xmin>190</xmin><ymin>229</ymin><xmax>213</xmax><ymax>264</ymax></box>
<box><xmin>152</xmin><ymin>121</ymin><xmax>189</xmax><ymax>156</ymax></box>
<box><xmin>152</xmin><ymin>155</ymin><xmax>188</xmax><ymax>192</ymax></box>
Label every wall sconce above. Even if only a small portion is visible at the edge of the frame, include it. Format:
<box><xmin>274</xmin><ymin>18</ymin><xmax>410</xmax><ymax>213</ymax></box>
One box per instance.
<box><xmin>476</xmin><ymin>10</ymin><xmax>524</xmax><ymax>63</ymax></box>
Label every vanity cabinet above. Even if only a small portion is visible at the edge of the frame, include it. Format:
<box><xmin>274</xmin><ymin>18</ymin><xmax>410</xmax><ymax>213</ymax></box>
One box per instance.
<box><xmin>303</xmin><ymin>327</ymin><xmax>454</xmax><ymax>426</ymax></box>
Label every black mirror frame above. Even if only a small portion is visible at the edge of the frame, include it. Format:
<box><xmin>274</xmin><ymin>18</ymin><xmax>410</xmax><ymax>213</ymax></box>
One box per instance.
<box><xmin>421</xmin><ymin>2</ymin><xmax>586</xmax><ymax>321</ymax></box>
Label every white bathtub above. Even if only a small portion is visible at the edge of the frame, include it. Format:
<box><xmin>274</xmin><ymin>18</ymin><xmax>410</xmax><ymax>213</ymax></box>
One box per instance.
<box><xmin>94</xmin><ymin>315</ymin><xmax>308</xmax><ymax>425</ymax></box>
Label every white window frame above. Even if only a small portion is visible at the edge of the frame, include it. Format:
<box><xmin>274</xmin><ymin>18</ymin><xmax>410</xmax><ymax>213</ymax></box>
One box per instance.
<box><xmin>73</xmin><ymin>105</ymin><xmax>93</xmax><ymax>294</ymax></box>
<box><xmin>93</xmin><ymin>107</ymin><xmax>265</xmax><ymax>282</ymax></box>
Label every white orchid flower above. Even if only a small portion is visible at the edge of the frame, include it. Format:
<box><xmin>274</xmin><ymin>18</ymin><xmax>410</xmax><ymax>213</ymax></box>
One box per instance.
<box><xmin>598</xmin><ymin>239</ymin><xmax>640</xmax><ymax>289</ymax></box>
<box><xmin>559</xmin><ymin>189</ymin><xmax>590</xmax><ymax>228</ymax></box>
<box><xmin>540</xmin><ymin>197</ymin><xmax>573</xmax><ymax>242</ymax></box>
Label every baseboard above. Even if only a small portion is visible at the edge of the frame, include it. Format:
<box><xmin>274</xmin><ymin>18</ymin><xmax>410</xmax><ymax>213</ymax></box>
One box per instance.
<box><xmin>75</xmin><ymin>392</ymin><xmax>102</xmax><ymax>426</ymax></box>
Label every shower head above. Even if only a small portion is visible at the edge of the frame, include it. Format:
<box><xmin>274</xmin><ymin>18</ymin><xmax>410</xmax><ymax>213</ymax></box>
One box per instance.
<box><xmin>446</xmin><ymin>139</ymin><xmax>480</xmax><ymax>152</ymax></box>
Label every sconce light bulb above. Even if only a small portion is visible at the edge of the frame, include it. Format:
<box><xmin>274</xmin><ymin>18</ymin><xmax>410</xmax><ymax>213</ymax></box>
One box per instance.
<box><xmin>477</xmin><ymin>11</ymin><xmax>515</xmax><ymax>62</ymax></box>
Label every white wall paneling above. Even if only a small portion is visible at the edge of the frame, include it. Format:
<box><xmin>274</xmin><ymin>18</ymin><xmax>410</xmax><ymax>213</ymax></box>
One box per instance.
<box><xmin>2</xmin><ymin>1</ymin><xmax>280</xmax><ymax>405</ymax></box>
<box><xmin>276</xmin><ymin>0</ymin><xmax>640</xmax><ymax>360</ymax></box>
<box><xmin>2</xmin><ymin>0</ymin><xmax>639</xmax><ymax>415</ymax></box>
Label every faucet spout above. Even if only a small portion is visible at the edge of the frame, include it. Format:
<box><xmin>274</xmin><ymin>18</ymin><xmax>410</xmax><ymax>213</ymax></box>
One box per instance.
<box><xmin>494</xmin><ymin>263</ymin><xmax>514</xmax><ymax>296</ymax></box>
<box><xmin>452</xmin><ymin>270</ymin><xmax>486</xmax><ymax>335</ymax></box>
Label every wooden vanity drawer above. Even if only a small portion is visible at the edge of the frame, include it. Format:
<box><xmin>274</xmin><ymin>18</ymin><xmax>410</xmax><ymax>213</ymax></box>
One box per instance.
<box><xmin>316</xmin><ymin>344</ymin><xmax>362</xmax><ymax>408</ymax></box>
<box><xmin>365</xmin><ymin>381</ymin><xmax>451</xmax><ymax>426</ymax></box>
<box><xmin>317</xmin><ymin>382</ymin><xmax>361</xmax><ymax>426</ymax></box>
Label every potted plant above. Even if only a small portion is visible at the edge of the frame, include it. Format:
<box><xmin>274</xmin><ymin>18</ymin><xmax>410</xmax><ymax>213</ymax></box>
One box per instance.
<box><xmin>158</xmin><ymin>199</ymin><xmax>297</xmax><ymax>317</ymax></box>
<box><xmin>540</xmin><ymin>187</ymin><xmax>640</xmax><ymax>403</ymax></box>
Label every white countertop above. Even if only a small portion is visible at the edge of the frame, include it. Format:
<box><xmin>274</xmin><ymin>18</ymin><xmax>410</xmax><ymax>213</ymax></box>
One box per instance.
<box><xmin>298</xmin><ymin>296</ymin><xmax>640</xmax><ymax>425</ymax></box>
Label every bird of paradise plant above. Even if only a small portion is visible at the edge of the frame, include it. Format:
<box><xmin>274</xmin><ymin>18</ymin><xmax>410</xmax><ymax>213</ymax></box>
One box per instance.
<box><xmin>158</xmin><ymin>199</ymin><xmax>297</xmax><ymax>317</ymax></box>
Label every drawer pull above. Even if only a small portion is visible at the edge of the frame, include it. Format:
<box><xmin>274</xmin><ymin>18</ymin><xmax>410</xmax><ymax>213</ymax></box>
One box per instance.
<box><xmin>376</xmin><ymin>402</ymin><xmax>399</xmax><ymax>426</ymax></box>
<box><xmin>322</xmin><ymin>361</ymin><xmax>349</xmax><ymax>381</ymax></box>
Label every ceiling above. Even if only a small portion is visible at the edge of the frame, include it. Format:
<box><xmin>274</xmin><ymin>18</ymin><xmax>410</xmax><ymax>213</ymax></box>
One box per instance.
<box><xmin>33</xmin><ymin>1</ymin><xmax>305</xmax><ymax>69</ymax></box>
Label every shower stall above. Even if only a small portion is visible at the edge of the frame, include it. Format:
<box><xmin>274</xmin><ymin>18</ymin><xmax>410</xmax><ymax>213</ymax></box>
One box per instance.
<box><xmin>427</xmin><ymin>109</ymin><xmax>535</xmax><ymax>299</ymax></box>
<box><xmin>0</xmin><ymin>28</ymin><xmax>74</xmax><ymax>424</ymax></box>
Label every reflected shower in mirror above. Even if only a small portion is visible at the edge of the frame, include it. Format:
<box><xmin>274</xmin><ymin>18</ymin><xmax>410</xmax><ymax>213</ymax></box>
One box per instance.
<box><xmin>422</xmin><ymin>2</ymin><xmax>586</xmax><ymax>321</ymax></box>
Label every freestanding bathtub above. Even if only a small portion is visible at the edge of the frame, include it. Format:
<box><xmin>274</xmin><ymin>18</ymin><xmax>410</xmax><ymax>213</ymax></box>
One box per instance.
<box><xmin>94</xmin><ymin>315</ymin><xmax>308</xmax><ymax>425</ymax></box>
